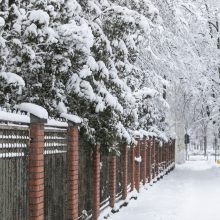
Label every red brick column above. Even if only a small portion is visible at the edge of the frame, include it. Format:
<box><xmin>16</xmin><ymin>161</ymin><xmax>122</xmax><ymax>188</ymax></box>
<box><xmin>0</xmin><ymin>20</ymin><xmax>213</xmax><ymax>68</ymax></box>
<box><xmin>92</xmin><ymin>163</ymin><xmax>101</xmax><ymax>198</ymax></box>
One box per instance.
<box><xmin>121</xmin><ymin>144</ymin><xmax>128</xmax><ymax>200</ymax></box>
<box><xmin>169</xmin><ymin>142</ymin><xmax>171</xmax><ymax>167</ymax></box>
<box><xmin>160</xmin><ymin>145</ymin><xmax>163</xmax><ymax>174</ymax></box>
<box><xmin>162</xmin><ymin>143</ymin><xmax>165</xmax><ymax>173</ymax></box>
<box><xmin>135</xmin><ymin>140</ymin><xmax>140</xmax><ymax>192</ymax></box>
<box><xmin>165</xmin><ymin>143</ymin><xmax>168</xmax><ymax>170</ymax></box>
<box><xmin>109</xmin><ymin>155</ymin><xmax>116</xmax><ymax>208</ymax></box>
<box><xmin>167</xmin><ymin>142</ymin><xmax>171</xmax><ymax>172</ymax></box>
<box><xmin>67</xmin><ymin>124</ymin><xmax>79</xmax><ymax>220</ymax></box>
<box><xmin>29</xmin><ymin>115</ymin><xmax>46</xmax><ymax>220</ymax></box>
<box><xmin>165</xmin><ymin>142</ymin><xmax>169</xmax><ymax>174</ymax></box>
<box><xmin>146</xmin><ymin>139</ymin><xmax>151</xmax><ymax>183</ymax></box>
<box><xmin>151</xmin><ymin>138</ymin><xmax>155</xmax><ymax>180</ymax></box>
<box><xmin>161</xmin><ymin>142</ymin><xmax>165</xmax><ymax>172</ymax></box>
<box><xmin>130</xmin><ymin>146</ymin><xmax>135</xmax><ymax>191</ymax></box>
<box><xmin>158</xmin><ymin>145</ymin><xmax>161</xmax><ymax>177</ymax></box>
<box><xmin>171</xmin><ymin>141</ymin><xmax>173</xmax><ymax>163</ymax></box>
<box><xmin>173</xmin><ymin>140</ymin><xmax>176</xmax><ymax>166</ymax></box>
<box><xmin>141</xmin><ymin>140</ymin><xmax>146</xmax><ymax>185</ymax></box>
<box><xmin>170</xmin><ymin>140</ymin><xmax>175</xmax><ymax>170</ymax></box>
<box><xmin>155</xmin><ymin>141</ymin><xmax>159</xmax><ymax>179</ymax></box>
<box><xmin>92</xmin><ymin>144</ymin><xmax>100</xmax><ymax>220</ymax></box>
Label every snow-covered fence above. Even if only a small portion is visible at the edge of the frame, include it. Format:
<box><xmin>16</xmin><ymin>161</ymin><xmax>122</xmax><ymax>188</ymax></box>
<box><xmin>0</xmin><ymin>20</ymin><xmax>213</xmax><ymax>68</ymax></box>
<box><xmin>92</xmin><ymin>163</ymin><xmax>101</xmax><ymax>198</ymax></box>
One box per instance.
<box><xmin>0</xmin><ymin>106</ymin><xmax>175</xmax><ymax>220</ymax></box>
<box><xmin>78</xmin><ymin>135</ymin><xmax>93</xmax><ymax>219</ymax></box>
<box><xmin>44</xmin><ymin>128</ymin><xmax>68</xmax><ymax>219</ymax></box>
<box><xmin>0</xmin><ymin>124</ymin><xmax>29</xmax><ymax>219</ymax></box>
<box><xmin>116</xmin><ymin>154</ymin><xmax>122</xmax><ymax>198</ymax></box>
<box><xmin>100</xmin><ymin>155</ymin><xmax>110</xmax><ymax>209</ymax></box>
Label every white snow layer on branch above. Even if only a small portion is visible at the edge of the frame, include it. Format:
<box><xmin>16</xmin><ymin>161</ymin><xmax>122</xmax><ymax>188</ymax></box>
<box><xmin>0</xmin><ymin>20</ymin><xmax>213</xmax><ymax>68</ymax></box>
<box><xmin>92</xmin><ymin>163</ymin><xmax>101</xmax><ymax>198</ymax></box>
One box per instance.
<box><xmin>104</xmin><ymin>5</ymin><xmax>150</xmax><ymax>33</ymax></box>
<box><xmin>58</xmin><ymin>19</ymin><xmax>93</xmax><ymax>52</ymax></box>
<box><xmin>0</xmin><ymin>72</ymin><xmax>25</xmax><ymax>95</ymax></box>
<box><xmin>0</xmin><ymin>17</ymin><xmax>5</xmax><ymax>27</ymax></box>
<box><xmin>57</xmin><ymin>102</ymin><xmax>68</xmax><ymax>114</ymax></box>
<box><xmin>116</xmin><ymin>122</ymin><xmax>133</xmax><ymax>144</ymax></box>
<box><xmin>19</xmin><ymin>103</ymin><xmax>48</xmax><ymax>120</ymax></box>
<box><xmin>28</xmin><ymin>10</ymin><xmax>50</xmax><ymax>26</ymax></box>
<box><xmin>135</xmin><ymin>87</ymin><xmax>158</xmax><ymax>99</ymax></box>
<box><xmin>148</xmin><ymin>126</ymin><xmax>168</xmax><ymax>142</ymax></box>
<box><xmin>0</xmin><ymin>72</ymin><xmax>25</xmax><ymax>86</ymax></box>
<box><xmin>132</xmin><ymin>129</ymin><xmax>157</xmax><ymax>139</ymax></box>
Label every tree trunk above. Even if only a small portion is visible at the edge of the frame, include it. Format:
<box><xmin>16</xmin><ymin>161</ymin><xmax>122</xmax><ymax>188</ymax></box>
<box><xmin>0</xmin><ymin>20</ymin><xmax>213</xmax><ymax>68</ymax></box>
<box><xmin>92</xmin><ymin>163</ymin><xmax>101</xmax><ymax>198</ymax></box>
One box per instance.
<box><xmin>204</xmin><ymin>135</ymin><xmax>207</xmax><ymax>156</ymax></box>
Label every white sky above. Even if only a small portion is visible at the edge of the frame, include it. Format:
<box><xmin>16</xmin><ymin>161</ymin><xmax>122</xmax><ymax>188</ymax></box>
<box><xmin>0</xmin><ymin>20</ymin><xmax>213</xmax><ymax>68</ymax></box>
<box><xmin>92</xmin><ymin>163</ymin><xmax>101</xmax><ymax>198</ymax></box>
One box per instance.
<box><xmin>210</xmin><ymin>0</ymin><xmax>220</xmax><ymax>8</ymax></box>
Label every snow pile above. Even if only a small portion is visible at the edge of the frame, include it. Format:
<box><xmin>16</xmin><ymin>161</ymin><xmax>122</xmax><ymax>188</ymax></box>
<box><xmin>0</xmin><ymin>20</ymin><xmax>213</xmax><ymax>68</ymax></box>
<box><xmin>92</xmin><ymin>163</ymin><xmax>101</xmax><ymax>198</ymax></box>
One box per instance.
<box><xmin>0</xmin><ymin>110</ymin><xmax>30</xmax><ymax>124</ymax></box>
<box><xmin>19</xmin><ymin>103</ymin><xmax>48</xmax><ymax>120</ymax></box>
<box><xmin>60</xmin><ymin>113</ymin><xmax>82</xmax><ymax>124</ymax></box>
<box><xmin>46</xmin><ymin>119</ymin><xmax>68</xmax><ymax>128</ymax></box>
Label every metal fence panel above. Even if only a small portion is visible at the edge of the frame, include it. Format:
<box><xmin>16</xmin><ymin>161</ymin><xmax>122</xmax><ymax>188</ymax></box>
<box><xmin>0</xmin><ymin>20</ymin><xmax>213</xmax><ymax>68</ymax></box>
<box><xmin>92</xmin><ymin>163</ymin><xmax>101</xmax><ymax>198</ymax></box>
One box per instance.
<box><xmin>116</xmin><ymin>153</ymin><xmax>122</xmax><ymax>198</ymax></box>
<box><xmin>0</xmin><ymin>125</ymin><xmax>29</xmax><ymax>220</ymax></box>
<box><xmin>100</xmin><ymin>155</ymin><xmax>109</xmax><ymax>208</ymax></box>
<box><xmin>44</xmin><ymin>128</ymin><xmax>68</xmax><ymax>220</ymax></box>
<box><xmin>127</xmin><ymin>147</ymin><xmax>131</xmax><ymax>189</ymax></box>
<box><xmin>78</xmin><ymin>136</ymin><xmax>93</xmax><ymax>219</ymax></box>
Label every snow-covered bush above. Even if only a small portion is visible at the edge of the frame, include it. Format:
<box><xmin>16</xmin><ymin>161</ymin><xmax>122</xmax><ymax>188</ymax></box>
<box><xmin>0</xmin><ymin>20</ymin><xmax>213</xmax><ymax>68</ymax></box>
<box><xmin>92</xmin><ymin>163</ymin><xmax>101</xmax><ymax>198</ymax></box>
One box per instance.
<box><xmin>0</xmin><ymin>0</ymin><xmax>218</xmax><ymax>152</ymax></box>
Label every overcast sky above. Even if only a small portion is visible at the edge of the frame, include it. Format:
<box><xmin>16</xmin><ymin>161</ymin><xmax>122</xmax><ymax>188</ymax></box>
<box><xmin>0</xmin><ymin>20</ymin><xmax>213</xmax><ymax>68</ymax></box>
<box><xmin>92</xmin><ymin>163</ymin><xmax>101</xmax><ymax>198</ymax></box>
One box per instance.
<box><xmin>210</xmin><ymin>0</ymin><xmax>220</xmax><ymax>8</ymax></box>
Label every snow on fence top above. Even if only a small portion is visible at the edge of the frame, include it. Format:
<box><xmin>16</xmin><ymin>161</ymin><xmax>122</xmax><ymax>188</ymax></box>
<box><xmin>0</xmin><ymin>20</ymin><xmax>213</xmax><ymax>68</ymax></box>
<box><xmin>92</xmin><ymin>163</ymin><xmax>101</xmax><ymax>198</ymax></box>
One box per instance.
<box><xmin>60</xmin><ymin>113</ymin><xmax>82</xmax><ymax>124</ymax></box>
<box><xmin>46</xmin><ymin>118</ymin><xmax>68</xmax><ymax>128</ymax></box>
<box><xmin>19</xmin><ymin>103</ymin><xmax>48</xmax><ymax>120</ymax></box>
<box><xmin>0</xmin><ymin>108</ymin><xmax>67</xmax><ymax>127</ymax></box>
<box><xmin>0</xmin><ymin>110</ymin><xmax>30</xmax><ymax>124</ymax></box>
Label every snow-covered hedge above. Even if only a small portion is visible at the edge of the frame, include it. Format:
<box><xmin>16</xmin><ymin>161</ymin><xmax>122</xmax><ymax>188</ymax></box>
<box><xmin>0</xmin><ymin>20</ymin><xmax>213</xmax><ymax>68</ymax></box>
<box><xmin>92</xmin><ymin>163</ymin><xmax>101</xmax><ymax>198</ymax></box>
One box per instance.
<box><xmin>0</xmin><ymin>0</ymin><xmax>217</xmax><ymax>150</ymax></box>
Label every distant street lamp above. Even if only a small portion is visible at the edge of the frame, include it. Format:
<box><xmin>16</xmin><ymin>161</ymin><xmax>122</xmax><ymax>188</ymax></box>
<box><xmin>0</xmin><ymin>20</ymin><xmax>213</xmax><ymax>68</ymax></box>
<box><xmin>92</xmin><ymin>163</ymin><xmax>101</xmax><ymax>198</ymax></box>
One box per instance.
<box><xmin>184</xmin><ymin>133</ymin><xmax>190</xmax><ymax>160</ymax></box>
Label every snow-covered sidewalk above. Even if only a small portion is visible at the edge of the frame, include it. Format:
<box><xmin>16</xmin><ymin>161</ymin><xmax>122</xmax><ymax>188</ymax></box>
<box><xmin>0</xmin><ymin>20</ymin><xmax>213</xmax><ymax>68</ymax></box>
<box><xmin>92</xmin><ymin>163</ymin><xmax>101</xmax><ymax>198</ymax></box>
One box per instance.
<box><xmin>107</xmin><ymin>158</ymin><xmax>220</xmax><ymax>220</ymax></box>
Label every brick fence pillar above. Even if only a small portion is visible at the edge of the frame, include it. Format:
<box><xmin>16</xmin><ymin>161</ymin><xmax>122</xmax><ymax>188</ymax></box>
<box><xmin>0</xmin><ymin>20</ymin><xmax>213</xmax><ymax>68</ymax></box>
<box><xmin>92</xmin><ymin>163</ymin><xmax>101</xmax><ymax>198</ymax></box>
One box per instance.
<box><xmin>161</xmin><ymin>142</ymin><xmax>165</xmax><ymax>174</ymax></box>
<box><xmin>29</xmin><ymin>115</ymin><xmax>46</xmax><ymax>220</ymax></box>
<box><xmin>155</xmin><ymin>141</ymin><xmax>159</xmax><ymax>181</ymax></box>
<box><xmin>67</xmin><ymin>123</ymin><xmax>79</xmax><ymax>220</ymax></box>
<box><xmin>168</xmin><ymin>142</ymin><xmax>172</xmax><ymax>172</ymax></box>
<box><xmin>121</xmin><ymin>144</ymin><xmax>128</xmax><ymax>200</ymax></box>
<box><xmin>169</xmin><ymin>142</ymin><xmax>171</xmax><ymax>168</ymax></box>
<box><xmin>151</xmin><ymin>138</ymin><xmax>155</xmax><ymax>180</ymax></box>
<box><xmin>158</xmin><ymin>145</ymin><xmax>161</xmax><ymax>178</ymax></box>
<box><xmin>135</xmin><ymin>140</ymin><xmax>140</xmax><ymax>192</ymax></box>
<box><xmin>92</xmin><ymin>144</ymin><xmax>100</xmax><ymax>220</ymax></box>
<box><xmin>141</xmin><ymin>140</ymin><xmax>146</xmax><ymax>185</ymax></box>
<box><xmin>146</xmin><ymin>139</ymin><xmax>151</xmax><ymax>183</ymax></box>
<box><xmin>173</xmin><ymin>140</ymin><xmax>176</xmax><ymax>168</ymax></box>
<box><xmin>109</xmin><ymin>155</ymin><xmax>116</xmax><ymax>208</ymax></box>
<box><xmin>130</xmin><ymin>146</ymin><xmax>135</xmax><ymax>191</ymax></box>
<box><xmin>162</xmin><ymin>142</ymin><xmax>165</xmax><ymax>174</ymax></box>
<box><xmin>160</xmin><ymin>144</ymin><xmax>163</xmax><ymax>178</ymax></box>
<box><xmin>165</xmin><ymin>143</ymin><xmax>168</xmax><ymax>174</ymax></box>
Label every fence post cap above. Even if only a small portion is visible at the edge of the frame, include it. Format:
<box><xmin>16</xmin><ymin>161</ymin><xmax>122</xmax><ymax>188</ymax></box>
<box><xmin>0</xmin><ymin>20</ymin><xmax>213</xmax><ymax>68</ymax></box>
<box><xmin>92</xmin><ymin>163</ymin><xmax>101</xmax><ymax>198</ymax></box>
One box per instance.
<box><xmin>60</xmin><ymin>113</ymin><xmax>82</xmax><ymax>125</ymax></box>
<box><xmin>18</xmin><ymin>102</ymin><xmax>48</xmax><ymax>123</ymax></box>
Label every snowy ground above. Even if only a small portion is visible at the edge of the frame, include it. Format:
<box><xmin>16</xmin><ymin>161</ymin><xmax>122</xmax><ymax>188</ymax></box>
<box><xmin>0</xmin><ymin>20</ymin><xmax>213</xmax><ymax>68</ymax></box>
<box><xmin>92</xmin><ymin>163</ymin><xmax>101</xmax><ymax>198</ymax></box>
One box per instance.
<box><xmin>107</xmin><ymin>157</ymin><xmax>220</xmax><ymax>220</ymax></box>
